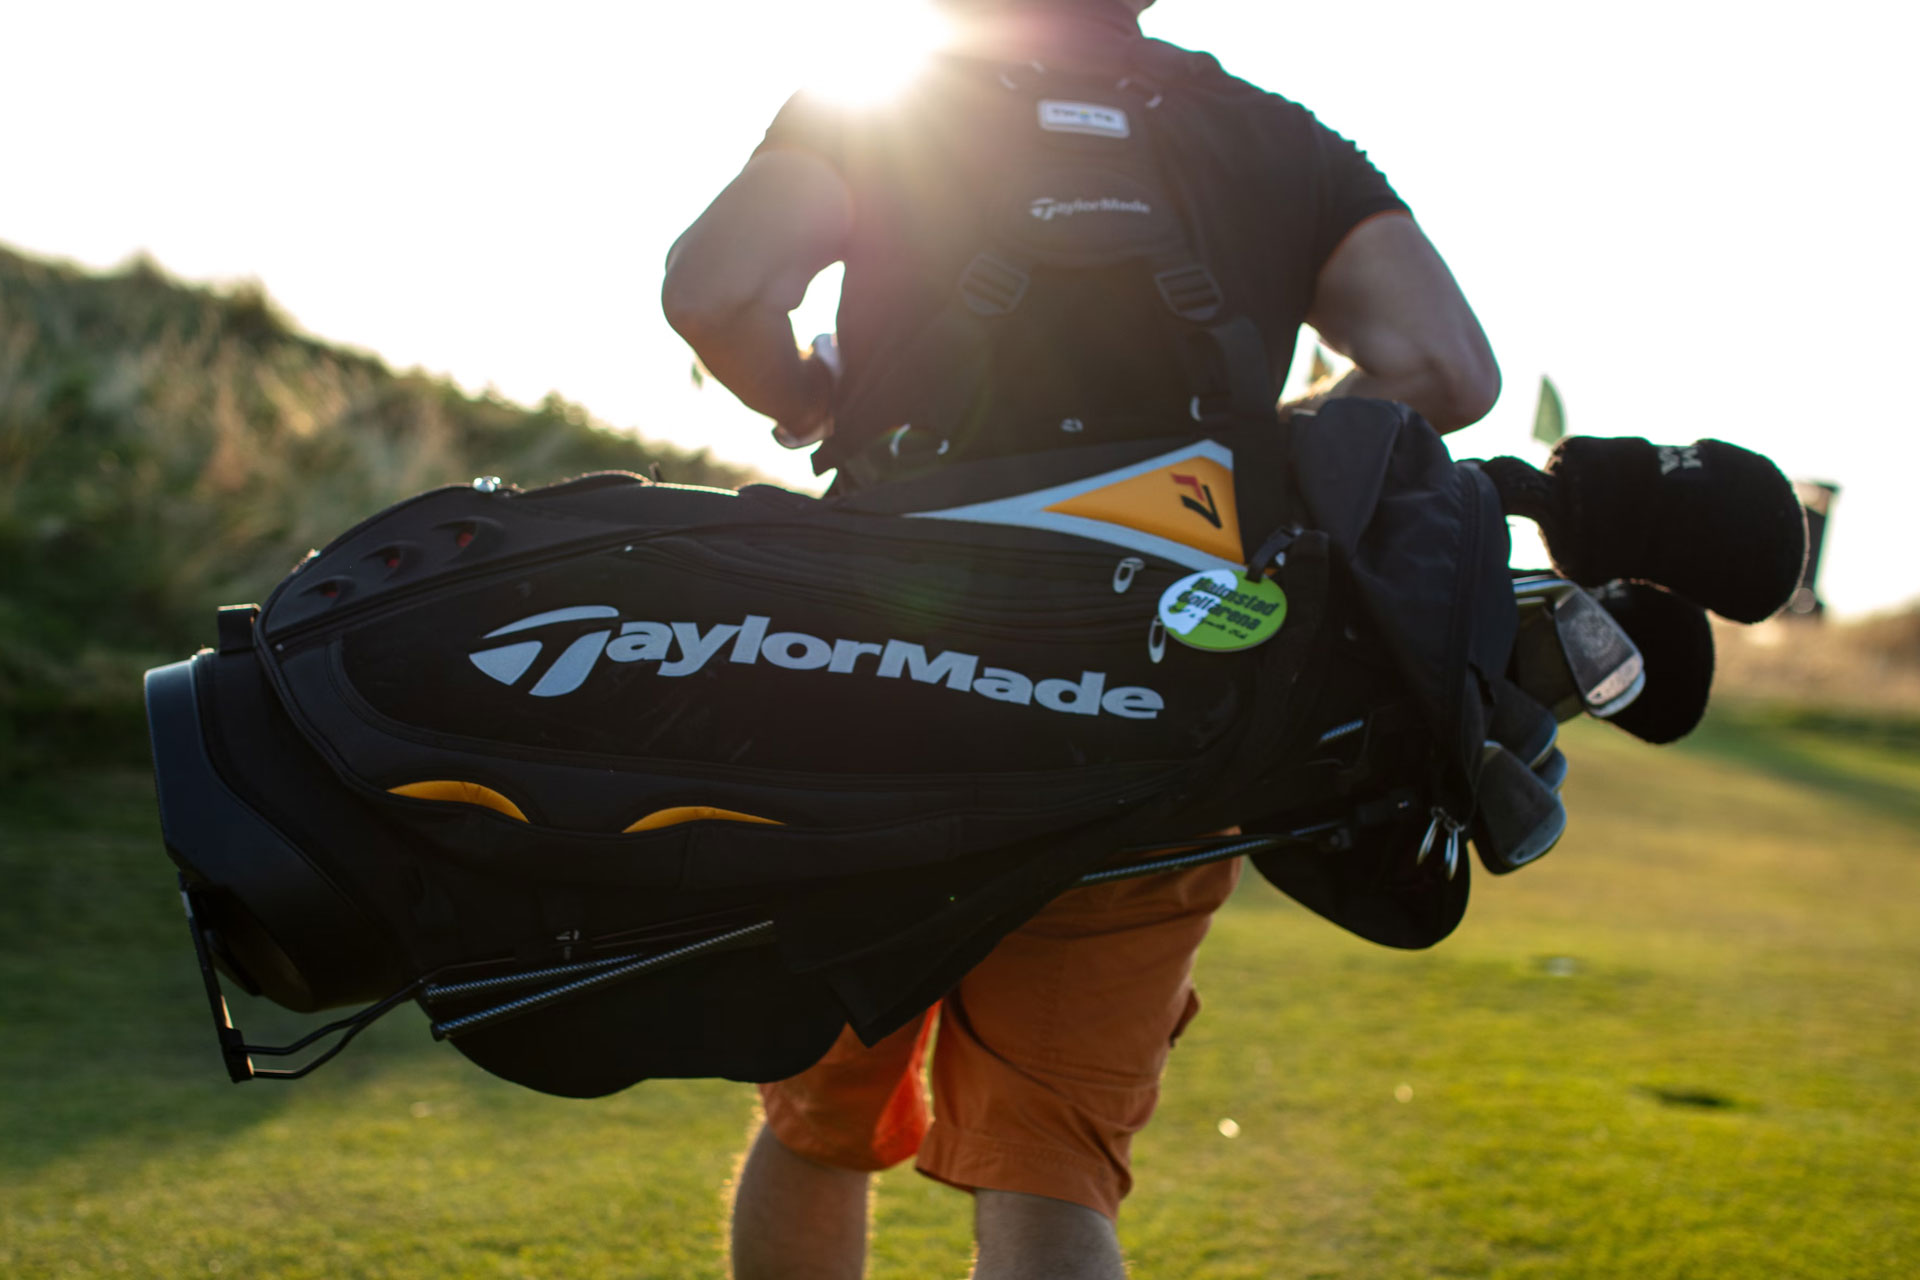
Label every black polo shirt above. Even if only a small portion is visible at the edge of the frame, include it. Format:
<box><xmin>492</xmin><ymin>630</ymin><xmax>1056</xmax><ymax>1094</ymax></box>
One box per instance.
<box><xmin>756</xmin><ymin>2</ymin><xmax>1408</xmax><ymax>472</ymax></box>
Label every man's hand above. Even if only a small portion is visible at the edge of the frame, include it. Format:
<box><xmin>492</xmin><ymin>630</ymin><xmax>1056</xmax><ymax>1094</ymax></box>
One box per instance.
<box><xmin>1286</xmin><ymin>212</ymin><xmax>1500</xmax><ymax>432</ymax></box>
<box><xmin>662</xmin><ymin>149</ymin><xmax>854</xmax><ymax>436</ymax></box>
<box><xmin>771</xmin><ymin>335</ymin><xmax>840</xmax><ymax>448</ymax></box>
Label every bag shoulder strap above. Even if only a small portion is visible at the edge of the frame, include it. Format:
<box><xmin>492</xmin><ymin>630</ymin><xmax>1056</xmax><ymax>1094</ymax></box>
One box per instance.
<box><xmin>826</xmin><ymin>56</ymin><xmax>1274</xmax><ymax>460</ymax></box>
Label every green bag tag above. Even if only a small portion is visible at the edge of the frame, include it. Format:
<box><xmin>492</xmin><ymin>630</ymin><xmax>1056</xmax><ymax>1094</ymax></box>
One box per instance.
<box><xmin>1156</xmin><ymin>568</ymin><xmax>1287</xmax><ymax>652</ymax></box>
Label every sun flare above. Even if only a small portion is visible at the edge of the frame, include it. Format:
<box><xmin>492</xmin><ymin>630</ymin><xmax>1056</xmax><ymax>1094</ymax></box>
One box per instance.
<box><xmin>796</xmin><ymin>0</ymin><xmax>954</xmax><ymax>106</ymax></box>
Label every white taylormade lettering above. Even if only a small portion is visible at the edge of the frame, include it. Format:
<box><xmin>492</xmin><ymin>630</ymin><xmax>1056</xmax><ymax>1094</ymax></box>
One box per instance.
<box><xmin>762</xmin><ymin>631</ymin><xmax>833</xmax><ymax>670</ymax></box>
<box><xmin>1028</xmin><ymin>196</ymin><xmax>1153</xmax><ymax>222</ymax></box>
<box><xmin>527</xmin><ymin>630</ymin><xmax>612</xmax><ymax>697</ymax></box>
<box><xmin>730</xmin><ymin>614</ymin><xmax>771</xmax><ymax>663</ymax></box>
<box><xmin>469</xmin><ymin>639</ymin><xmax>543</xmax><ymax>685</ymax></box>
<box><xmin>1101</xmin><ymin>686</ymin><xmax>1164</xmax><ymax>720</ymax></box>
<box><xmin>606</xmin><ymin>621</ymin><xmax>672</xmax><ymax>662</ymax></box>
<box><xmin>829</xmin><ymin>638</ymin><xmax>883</xmax><ymax>673</ymax></box>
<box><xmin>659</xmin><ymin>621</ymin><xmax>741</xmax><ymax>677</ymax></box>
<box><xmin>474</xmin><ymin>609</ymin><xmax>1161</xmax><ymax>718</ymax></box>
<box><xmin>972</xmin><ymin>666</ymin><xmax>1033</xmax><ymax>705</ymax></box>
<box><xmin>877</xmin><ymin>640</ymin><xmax>977</xmax><ymax>691</ymax></box>
<box><xmin>1035</xmin><ymin>671</ymin><xmax>1104</xmax><ymax>715</ymax></box>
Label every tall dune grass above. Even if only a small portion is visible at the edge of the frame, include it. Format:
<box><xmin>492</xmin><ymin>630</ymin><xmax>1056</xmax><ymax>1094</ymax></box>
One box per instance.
<box><xmin>0</xmin><ymin>245</ymin><xmax>750</xmax><ymax>774</ymax></box>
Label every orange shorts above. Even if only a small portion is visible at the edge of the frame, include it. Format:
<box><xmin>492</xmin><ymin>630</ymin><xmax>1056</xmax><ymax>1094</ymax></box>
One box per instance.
<box><xmin>758</xmin><ymin>856</ymin><xmax>1241</xmax><ymax>1220</ymax></box>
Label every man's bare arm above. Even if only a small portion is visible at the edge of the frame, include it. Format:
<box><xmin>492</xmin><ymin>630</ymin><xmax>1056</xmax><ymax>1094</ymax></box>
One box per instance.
<box><xmin>661</xmin><ymin>149</ymin><xmax>854</xmax><ymax>440</ymax></box>
<box><xmin>1284</xmin><ymin>212</ymin><xmax>1500</xmax><ymax>432</ymax></box>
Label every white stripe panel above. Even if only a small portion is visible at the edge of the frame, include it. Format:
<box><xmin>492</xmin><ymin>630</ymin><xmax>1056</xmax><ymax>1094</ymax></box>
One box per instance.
<box><xmin>903</xmin><ymin>440</ymin><xmax>1241</xmax><ymax>571</ymax></box>
<box><xmin>468</xmin><ymin>640</ymin><xmax>544</xmax><ymax>686</ymax></box>
<box><xmin>911</xmin><ymin>508</ymin><xmax>1239</xmax><ymax>572</ymax></box>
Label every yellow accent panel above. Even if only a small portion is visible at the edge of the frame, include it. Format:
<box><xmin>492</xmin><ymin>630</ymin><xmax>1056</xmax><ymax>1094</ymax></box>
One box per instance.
<box><xmin>1043</xmin><ymin>454</ymin><xmax>1241</xmax><ymax>561</ymax></box>
<box><xmin>389</xmin><ymin>780</ymin><xmax>528</xmax><ymax>822</ymax></box>
<box><xmin>623</xmin><ymin>806</ymin><xmax>784</xmax><ymax>833</ymax></box>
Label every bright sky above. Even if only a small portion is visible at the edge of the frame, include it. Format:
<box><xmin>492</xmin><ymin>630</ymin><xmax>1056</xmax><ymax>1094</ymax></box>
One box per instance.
<box><xmin>6</xmin><ymin>1</ymin><xmax>1916</xmax><ymax>616</ymax></box>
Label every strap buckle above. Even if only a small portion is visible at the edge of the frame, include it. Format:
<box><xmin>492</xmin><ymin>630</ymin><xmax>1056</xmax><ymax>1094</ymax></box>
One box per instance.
<box><xmin>958</xmin><ymin>252</ymin><xmax>1030</xmax><ymax>316</ymax></box>
<box><xmin>1154</xmin><ymin>263</ymin><xmax>1224</xmax><ymax>322</ymax></box>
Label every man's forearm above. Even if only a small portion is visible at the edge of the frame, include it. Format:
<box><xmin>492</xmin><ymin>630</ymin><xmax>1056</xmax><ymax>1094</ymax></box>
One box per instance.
<box><xmin>1280</xmin><ymin>361</ymin><xmax>1492</xmax><ymax>433</ymax></box>
<box><xmin>1298</xmin><ymin>215</ymin><xmax>1502</xmax><ymax>433</ymax></box>
<box><xmin>672</xmin><ymin>299</ymin><xmax>833</xmax><ymax>433</ymax></box>
<box><xmin>1280</xmin><ymin>367</ymin><xmax>1382</xmax><ymax>420</ymax></box>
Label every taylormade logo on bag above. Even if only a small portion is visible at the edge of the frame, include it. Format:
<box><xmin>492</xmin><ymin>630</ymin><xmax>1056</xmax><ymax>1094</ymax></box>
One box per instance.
<box><xmin>1028</xmin><ymin>196</ymin><xmax>1153</xmax><ymax>222</ymax></box>
<box><xmin>467</xmin><ymin>608</ymin><xmax>1164</xmax><ymax>719</ymax></box>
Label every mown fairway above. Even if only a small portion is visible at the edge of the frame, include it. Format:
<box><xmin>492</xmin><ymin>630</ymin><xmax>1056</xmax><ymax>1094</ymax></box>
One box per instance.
<box><xmin>3</xmin><ymin>709</ymin><xmax>1916</xmax><ymax>1279</ymax></box>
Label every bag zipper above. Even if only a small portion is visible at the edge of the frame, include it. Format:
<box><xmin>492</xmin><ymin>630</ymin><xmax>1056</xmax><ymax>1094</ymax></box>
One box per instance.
<box><xmin>611</xmin><ymin>537</ymin><xmax>1177</xmax><ymax>642</ymax></box>
<box><xmin>269</xmin><ymin>519</ymin><xmax>1185</xmax><ymax>653</ymax></box>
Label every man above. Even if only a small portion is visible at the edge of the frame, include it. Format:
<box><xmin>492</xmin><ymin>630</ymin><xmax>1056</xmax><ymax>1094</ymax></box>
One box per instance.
<box><xmin>663</xmin><ymin>2</ymin><xmax>1498</xmax><ymax>1275</ymax></box>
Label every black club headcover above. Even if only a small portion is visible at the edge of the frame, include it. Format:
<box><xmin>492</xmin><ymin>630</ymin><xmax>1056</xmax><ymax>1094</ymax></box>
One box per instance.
<box><xmin>1592</xmin><ymin>580</ymin><xmax>1715</xmax><ymax>744</ymax></box>
<box><xmin>1480</xmin><ymin>438</ymin><xmax>1807</xmax><ymax>623</ymax></box>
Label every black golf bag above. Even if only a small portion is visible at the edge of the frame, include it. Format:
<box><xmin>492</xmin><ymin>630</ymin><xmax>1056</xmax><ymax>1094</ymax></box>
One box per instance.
<box><xmin>148</xmin><ymin>401</ymin><xmax>1523</xmax><ymax>1097</ymax></box>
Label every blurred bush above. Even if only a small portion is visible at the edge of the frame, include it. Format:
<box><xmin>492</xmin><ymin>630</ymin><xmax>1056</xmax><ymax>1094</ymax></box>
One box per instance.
<box><xmin>0</xmin><ymin>245</ymin><xmax>753</xmax><ymax>775</ymax></box>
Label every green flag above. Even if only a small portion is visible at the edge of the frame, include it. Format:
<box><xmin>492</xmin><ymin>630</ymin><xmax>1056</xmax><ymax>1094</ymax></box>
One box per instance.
<box><xmin>1532</xmin><ymin>375</ymin><xmax>1566</xmax><ymax>446</ymax></box>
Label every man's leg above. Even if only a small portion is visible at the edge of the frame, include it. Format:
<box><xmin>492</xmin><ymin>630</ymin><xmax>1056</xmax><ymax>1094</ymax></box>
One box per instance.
<box><xmin>914</xmin><ymin>858</ymin><xmax>1243</xmax><ymax>1254</ymax></box>
<box><xmin>973</xmin><ymin>1190</ymin><xmax>1127</xmax><ymax>1280</ymax></box>
<box><xmin>734</xmin><ymin>1013</ymin><xmax>939</xmax><ymax>1279</ymax></box>
<box><xmin>730</xmin><ymin>1124</ymin><xmax>871</xmax><ymax>1280</ymax></box>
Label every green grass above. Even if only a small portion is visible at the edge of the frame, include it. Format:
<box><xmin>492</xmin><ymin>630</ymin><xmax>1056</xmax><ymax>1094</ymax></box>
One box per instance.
<box><xmin>3</xmin><ymin>709</ymin><xmax>1917</xmax><ymax>1278</ymax></box>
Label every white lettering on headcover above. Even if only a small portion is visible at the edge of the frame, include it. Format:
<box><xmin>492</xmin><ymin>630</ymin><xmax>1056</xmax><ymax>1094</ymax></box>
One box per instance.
<box><xmin>472</xmin><ymin>609</ymin><xmax>1163</xmax><ymax>719</ymax></box>
<box><xmin>1658</xmin><ymin>445</ymin><xmax>1703</xmax><ymax>475</ymax></box>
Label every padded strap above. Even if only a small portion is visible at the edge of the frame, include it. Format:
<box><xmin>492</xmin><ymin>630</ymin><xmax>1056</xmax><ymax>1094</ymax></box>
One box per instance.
<box><xmin>1228</xmin><ymin>420</ymin><xmax>1298</xmax><ymax>565</ymax></box>
<box><xmin>823</xmin><ymin>57</ymin><xmax>1273</xmax><ymax>467</ymax></box>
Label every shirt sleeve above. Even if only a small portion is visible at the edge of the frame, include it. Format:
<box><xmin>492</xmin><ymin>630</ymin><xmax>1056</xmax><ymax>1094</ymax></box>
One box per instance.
<box><xmin>753</xmin><ymin>90</ymin><xmax>851</xmax><ymax>171</ymax></box>
<box><xmin>1306</xmin><ymin>114</ymin><xmax>1410</xmax><ymax>270</ymax></box>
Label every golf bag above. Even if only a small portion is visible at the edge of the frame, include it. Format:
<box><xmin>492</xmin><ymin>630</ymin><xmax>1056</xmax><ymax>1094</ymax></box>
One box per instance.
<box><xmin>148</xmin><ymin>401</ymin><xmax>1526</xmax><ymax>1097</ymax></box>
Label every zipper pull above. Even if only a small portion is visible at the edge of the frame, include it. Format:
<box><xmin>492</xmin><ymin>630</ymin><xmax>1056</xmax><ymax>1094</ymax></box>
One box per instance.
<box><xmin>1112</xmin><ymin>556</ymin><xmax>1145</xmax><ymax>594</ymax></box>
<box><xmin>1147</xmin><ymin>616</ymin><xmax>1166</xmax><ymax>664</ymax></box>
